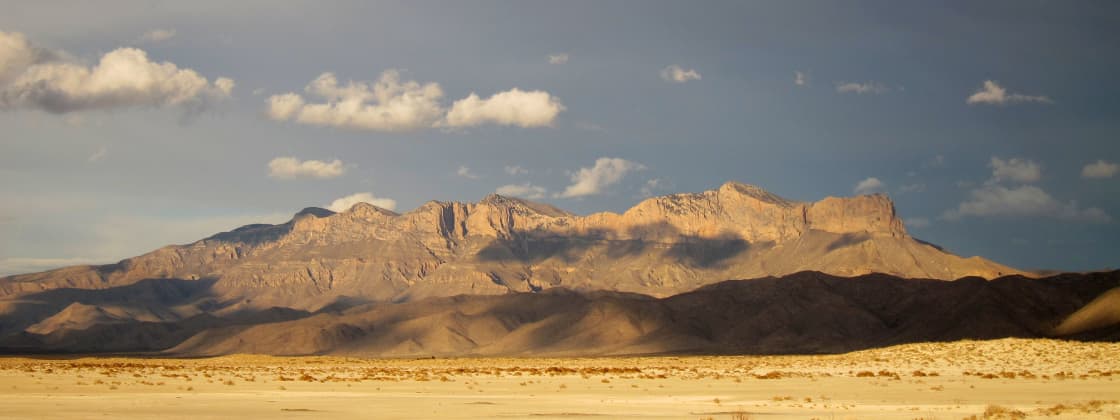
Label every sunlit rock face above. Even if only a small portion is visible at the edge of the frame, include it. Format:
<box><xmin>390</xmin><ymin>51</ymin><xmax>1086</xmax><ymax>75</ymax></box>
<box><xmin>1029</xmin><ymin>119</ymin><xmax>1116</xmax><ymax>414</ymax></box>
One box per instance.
<box><xmin>0</xmin><ymin>182</ymin><xmax>1023</xmax><ymax>310</ymax></box>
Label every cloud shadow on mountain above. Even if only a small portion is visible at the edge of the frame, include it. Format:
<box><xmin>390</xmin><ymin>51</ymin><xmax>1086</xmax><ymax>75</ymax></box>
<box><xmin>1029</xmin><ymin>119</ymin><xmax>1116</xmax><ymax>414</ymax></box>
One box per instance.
<box><xmin>476</xmin><ymin>221</ymin><xmax>751</xmax><ymax>269</ymax></box>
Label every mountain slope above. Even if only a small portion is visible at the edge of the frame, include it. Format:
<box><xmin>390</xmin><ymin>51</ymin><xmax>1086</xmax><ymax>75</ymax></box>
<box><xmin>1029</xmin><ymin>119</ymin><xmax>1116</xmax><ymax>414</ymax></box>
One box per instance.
<box><xmin>2</xmin><ymin>271</ymin><xmax>1114</xmax><ymax>356</ymax></box>
<box><xmin>0</xmin><ymin>182</ymin><xmax>1024</xmax><ymax>312</ymax></box>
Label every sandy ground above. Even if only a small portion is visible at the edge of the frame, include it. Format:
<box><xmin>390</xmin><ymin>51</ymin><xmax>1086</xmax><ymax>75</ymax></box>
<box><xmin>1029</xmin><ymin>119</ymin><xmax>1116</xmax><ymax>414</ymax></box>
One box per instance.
<box><xmin>0</xmin><ymin>339</ymin><xmax>1117</xmax><ymax>419</ymax></box>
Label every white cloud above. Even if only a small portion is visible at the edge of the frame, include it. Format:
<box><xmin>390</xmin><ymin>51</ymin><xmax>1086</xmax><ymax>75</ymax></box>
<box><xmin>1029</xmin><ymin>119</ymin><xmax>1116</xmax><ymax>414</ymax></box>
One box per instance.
<box><xmin>904</xmin><ymin>217</ymin><xmax>931</xmax><ymax>229</ymax></box>
<box><xmin>268</xmin><ymin>70</ymin><xmax>563</xmax><ymax>131</ymax></box>
<box><xmin>267</xmin><ymin>157</ymin><xmax>345</xmax><ymax>179</ymax></box>
<box><xmin>0</xmin><ymin>31</ymin><xmax>233</xmax><ymax>114</ymax></box>
<box><xmin>854</xmin><ymin>177</ymin><xmax>886</xmax><ymax>195</ymax></box>
<box><xmin>557</xmin><ymin>157</ymin><xmax>645</xmax><ymax>198</ymax></box>
<box><xmin>87</xmin><ymin>145</ymin><xmax>107</xmax><ymax>162</ymax></box>
<box><xmin>1082</xmin><ymin>160</ymin><xmax>1118</xmax><ymax>179</ymax></box>
<box><xmin>836</xmin><ymin>81</ymin><xmax>888</xmax><ymax>94</ymax></box>
<box><xmin>989</xmin><ymin>157</ymin><xmax>1041</xmax><ymax>183</ymax></box>
<box><xmin>548</xmin><ymin>53</ymin><xmax>569</xmax><ymax>65</ymax></box>
<box><xmin>267</xmin><ymin>70</ymin><xmax>444</xmax><ymax>131</ymax></box>
<box><xmin>504</xmin><ymin>165</ymin><xmax>528</xmax><ymax>176</ymax></box>
<box><xmin>943</xmin><ymin>184</ymin><xmax>1110</xmax><ymax>223</ymax></box>
<box><xmin>0</xmin><ymin>31</ymin><xmax>54</xmax><ymax>86</ymax></box>
<box><xmin>457</xmin><ymin>165</ymin><xmax>480</xmax><ymax>179</ymax></box>
<box><xmin>794</xmin><ymin>71</ymin><xmax>808</xmax><ymax>87</ymax></box>
<box><xmin>265</xmin><ymin>92</ymin><xmax>304</xmax><ymax>120</ymax></box>
<box><xmin>966</xmin><ymin>80</ymin><xmax>1051</xmax><ymax>105</ymax></box>
<box><xmin>445</xmin><ymin>88</ymin><xmax>564</xmax><ymax>128</ymax></box>
<box><xmin>660</xmin><ymin>65</ymin><xmax>701</xmax><ymax>83</ymax></box>
<box><xmin>326</xmin><ymin>192</ymin><xmax>397</xmax><ymax>212</ymax></box>
<box><xmin>496</xmin><ymin>183</ymin><xmax>547</xmax><ymax>199</ymax></box>
<box><xmin>139</xmin><ymin>29</ymin><xmax>176</xmax><ymax>43</ymax></box>
<box><xmin>640</xmin><ymin>178</ymin><xmax>669</xmax><ymax>197</ymax></box>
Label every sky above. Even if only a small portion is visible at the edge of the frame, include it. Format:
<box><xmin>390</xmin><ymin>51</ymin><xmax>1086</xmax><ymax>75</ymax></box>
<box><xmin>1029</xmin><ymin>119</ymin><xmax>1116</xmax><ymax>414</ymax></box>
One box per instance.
<box><xmin>1</xmin><ymin>1</ymin><xmax>1118</xmax><ymax>275</ymax></box>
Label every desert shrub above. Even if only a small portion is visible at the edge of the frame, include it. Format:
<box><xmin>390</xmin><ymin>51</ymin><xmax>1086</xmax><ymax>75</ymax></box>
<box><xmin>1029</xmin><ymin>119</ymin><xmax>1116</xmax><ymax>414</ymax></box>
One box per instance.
<box><xmin>981</xmin><ymin>404</ymin><xmax>1026</xmax><ymax>419</ymax></box>
<box><xmin>755</xmin><ymin>371</ymin><xmax>783</xmax><ymax>379</ymax></box>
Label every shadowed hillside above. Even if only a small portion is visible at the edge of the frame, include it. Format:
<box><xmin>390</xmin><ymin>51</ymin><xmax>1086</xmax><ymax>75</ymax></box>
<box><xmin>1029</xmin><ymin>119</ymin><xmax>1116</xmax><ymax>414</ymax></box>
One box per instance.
<box><xmin>1</xmin><ymin>271</ymin><xmax>1116</xmax><ymax>356</ymax></box>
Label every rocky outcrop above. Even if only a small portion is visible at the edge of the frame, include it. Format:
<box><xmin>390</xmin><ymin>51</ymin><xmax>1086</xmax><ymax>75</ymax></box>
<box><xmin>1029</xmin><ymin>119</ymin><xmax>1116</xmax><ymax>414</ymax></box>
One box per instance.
<box><xmin>0</xmin><ymin>182</ymin><xmax>1025</xmax><ymax>310</ymax></box>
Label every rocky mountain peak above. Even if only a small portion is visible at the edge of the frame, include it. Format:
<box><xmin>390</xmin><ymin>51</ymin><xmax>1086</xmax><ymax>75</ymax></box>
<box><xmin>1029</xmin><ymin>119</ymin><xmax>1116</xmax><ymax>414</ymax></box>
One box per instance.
<box><xmin>342</xmin><ymin>202</ymin><xmax>399</xmax><ymax>218</ymax></box>
<box><xmin>718</xmin><ymin>181</ymin><xmax>798</xmax><ymax>207</ymax></box>
<box><xmin>0</xmin><ymin>182</ymin><xmax>1024</xmax><ymax>307</ymax></box>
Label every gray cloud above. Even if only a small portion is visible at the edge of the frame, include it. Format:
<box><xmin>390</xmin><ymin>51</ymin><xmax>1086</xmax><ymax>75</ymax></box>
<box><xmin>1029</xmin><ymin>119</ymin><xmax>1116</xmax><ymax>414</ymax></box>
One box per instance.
<box><xmin>456</xmin><ymin>165</ymin><xmax>480</xmax><ymax>179</ymax></box>
<box><xmin>853</xmin><ymin>177</ymin><xmax>885</xmax><ymax>194</ymax></box>
<box><xmin>989</xmin><ymin>157</ymin><xmax>1041</xmax><ymax>184</ymax></box>
<box><xmin>1082</xmin><ymin>160</ymin><xmax>1118</xmax><ymax>179</ymax></box>
<box><xmin>836</xmin><ymin>81</ymin><xmax>888</xmax><ymax>94</ymax></box>
<box><xmin>944</xmin><ymin>184</ymin><xmax>1110</xmax><ymax>223</ymax></box>
<box><xmin>660</xmin><ymin>65</ymin><xmax>701</xmax><ymax>83</ymax></box>
<box><xmin>496</xmin><ymin>183</ymin><xmax>547</xmax><ymax>199</ymax></box>
<box><xmin>139</xmin><ymin>29</ymin><xmax>176</xmax><ymax>43</ymax></box>
<box><xmin>967</xmin><ymin>80</ymin><xmax>1051</xmax><ymax>105</ymax></box>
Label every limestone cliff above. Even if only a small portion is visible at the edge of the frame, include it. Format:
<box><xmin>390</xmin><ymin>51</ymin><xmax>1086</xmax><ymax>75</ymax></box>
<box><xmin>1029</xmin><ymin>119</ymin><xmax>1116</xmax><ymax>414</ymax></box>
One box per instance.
<box><xmin>0</xmin><ymin>182</ymin><xmax>1025</xmax><ymax>309</ymax></box>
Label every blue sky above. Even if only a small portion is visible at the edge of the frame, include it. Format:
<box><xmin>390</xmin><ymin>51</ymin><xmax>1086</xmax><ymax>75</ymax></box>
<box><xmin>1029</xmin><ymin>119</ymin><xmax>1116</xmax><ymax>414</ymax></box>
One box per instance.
<box><xmin>1</xmin><ymin>1</ymin><xmax>1117</xmax><ymax>274</ymax></box>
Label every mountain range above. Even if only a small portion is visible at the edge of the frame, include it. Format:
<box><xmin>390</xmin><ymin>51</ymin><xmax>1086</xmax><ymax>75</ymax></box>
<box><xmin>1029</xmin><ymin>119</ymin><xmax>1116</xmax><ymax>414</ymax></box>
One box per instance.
<box><xmin>0</xmin><ymin>182</ymin><xmax>1115</xmax><ymax>356</ymax></box>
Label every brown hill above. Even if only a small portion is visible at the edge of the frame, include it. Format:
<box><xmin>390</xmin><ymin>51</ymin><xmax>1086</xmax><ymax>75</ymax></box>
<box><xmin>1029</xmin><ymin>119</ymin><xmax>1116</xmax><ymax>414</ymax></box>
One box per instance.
<box><xmin>0</xmin><ymin>271</ymin><xmax>1116</xmax><ymax>356</ymax></box>
<box><xmin>0</xmin><ymin>182</ymin><xmax>1023</xmax><ymax>312</ymax></box>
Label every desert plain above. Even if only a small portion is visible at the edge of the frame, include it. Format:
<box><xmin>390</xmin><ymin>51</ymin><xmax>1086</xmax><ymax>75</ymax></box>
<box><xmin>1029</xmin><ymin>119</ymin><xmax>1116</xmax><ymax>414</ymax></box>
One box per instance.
<box><xmin>0</xmin><ymin>338</ymin><xmax>1117</xmax><ymax>420</ymax></box>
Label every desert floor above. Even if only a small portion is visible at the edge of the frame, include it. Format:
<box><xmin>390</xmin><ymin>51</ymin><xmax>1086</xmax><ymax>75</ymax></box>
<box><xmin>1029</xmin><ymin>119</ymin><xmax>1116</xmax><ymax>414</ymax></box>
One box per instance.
<box><xmin>0</xmin><ymin>339</ymin><xmax>1117</xmax><ymax>419</ymax></box>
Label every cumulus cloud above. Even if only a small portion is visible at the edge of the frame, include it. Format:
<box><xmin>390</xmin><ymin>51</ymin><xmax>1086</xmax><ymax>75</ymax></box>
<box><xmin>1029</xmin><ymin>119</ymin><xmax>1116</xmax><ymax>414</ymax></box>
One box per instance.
<box><xmin>268</xmin><ymin>70</ymin><xmax>563</xmax><ymax>131</ymax></box>
<box><xmin>945</xmin><ymin>156</ymin><xmax>1109</xmax><ymax>223</ymax></box>
<box><xmin>1082</xmin><ymin>160</ymin><xmax>1118</xmax><ymax>179</ymax></box>
<box><xmin>266</xmin><ymin>70</ymin><xmax>444</xmax><ymax>131</ymax></box>
<box><xmin>0</xmin><ymin>31</ymin><xmax>54</xmax><ymax>86</ymax></box>
<box><xmin>496</xmin><ymin>183</ymin><xmax>547</xmax><ymax>199</ymax></box>
<box><xmin>967</xmin><ymin>80</ymin><xmax>1051</xmax><ymax>105</ymax></box>
<box><xmin>836</xmin><ymin>81</ymin><xmax>888</xmax><ymax>94</ymax></box>
<box><xmin>267</xmin><ymin>157</ymin><xmax>345</xmax><ymax>179</ymax></box>
<box><xmin>445</xmin><ymin>88</ymin><xmax>564</xmax><ymax>128</ymax></box>
<box><xmin>326</xmin><ymin>192</ymin><xmax>397</xmax><ymax>212</ymax></box>
<box><xmin>854</xmin><ymin>177</ymin><xmax>886</xmax><ymax>195</ymax></box>
<box><xmin>943</xmin><ymin>184</ymin><xmax>1109</xmax><ymax>223</ymax></box>
<box><xmin>139</xmin><ymin>29</ymin><xmax>176</xmax><ymax>43</ymax></box>
<box><xmin>0</xmin><ymin>30</ymin><xmax>233</xmax><ymax>114</ymax></box>
<box><xmin>548</xmin><ymin>53</ymin><xmax>569</xmax><ymax>64</ymax></box>
<box><xmin>504</xmin><ymin>165</ymin><xmax>528</xmax><ymax>176</ymax></box>
<box><xmin>989</xmin><ymin>157</ymin><xmax>1041</xmax><ymax>183</ymax></box>
<box><xmin>660</xmin><ymin>65</ymin><xmax>701</xmax><ymax>83</ymax></box>
<box><xmin>557</xmin><ymin>157</ymin><xmax>645</xmax><ymax>198</ymax></box>
<box><xmin>794</xmin><ymin>71</ymin><xmax>808</xmax><ymax>87</ymax></box>
<box><xmin>456</xmin><ymin>165</ymin><xmax>480</xmax><ymax>179</ymax></box>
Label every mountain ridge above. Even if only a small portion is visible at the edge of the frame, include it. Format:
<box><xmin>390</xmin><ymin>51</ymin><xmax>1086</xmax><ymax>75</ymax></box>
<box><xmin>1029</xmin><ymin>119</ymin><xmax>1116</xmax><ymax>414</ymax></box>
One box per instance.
<box><xmin>0</xmin><ymin>181</ymin><xmax>1024</xmax><ymax>311</ymax></box>
<box><xmin>1</xmin><ymin>270</ymin><xmax>1116</xmax><ymax>357</ymax></box>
